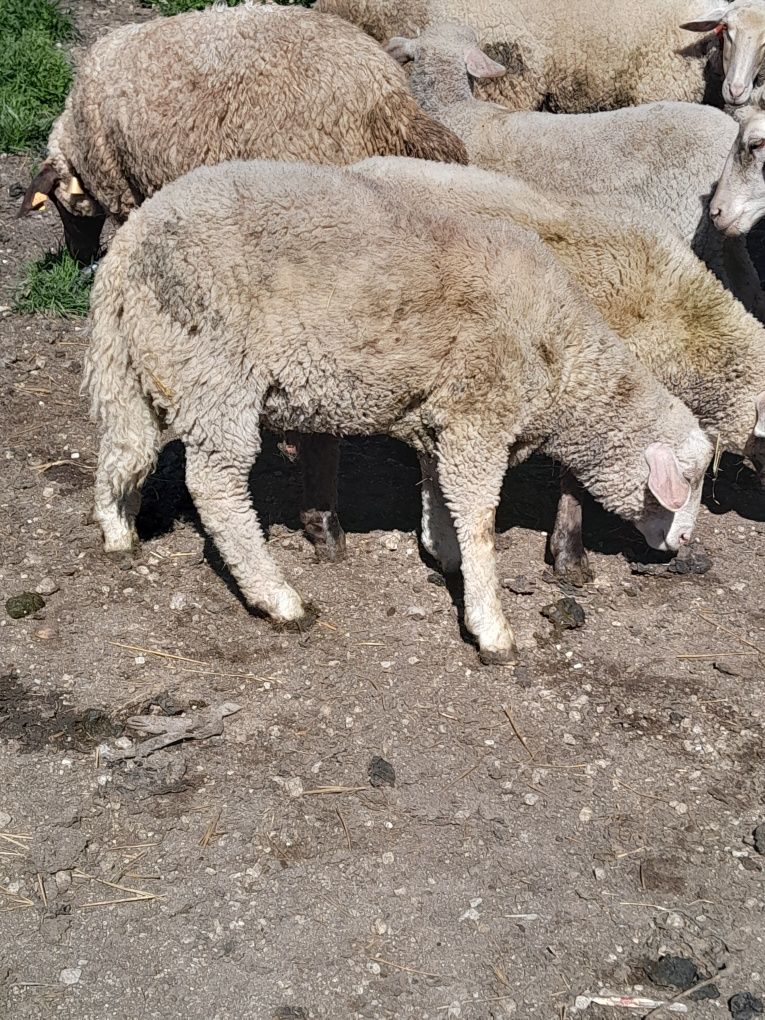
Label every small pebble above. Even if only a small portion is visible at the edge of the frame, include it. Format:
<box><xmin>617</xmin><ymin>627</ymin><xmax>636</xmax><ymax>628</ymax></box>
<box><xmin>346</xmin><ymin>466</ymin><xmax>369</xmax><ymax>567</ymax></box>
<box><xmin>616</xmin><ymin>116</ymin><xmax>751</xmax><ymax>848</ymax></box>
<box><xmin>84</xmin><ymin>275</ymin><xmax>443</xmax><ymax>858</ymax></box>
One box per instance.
<box><xmin>113</xmin><ymin>736</ymin><xmax>133</xmax><ymax>751</ymax></box>
<box><xmin>381</xmin><ymin>535</ymin><xmax>399</xmax><ymax>551</ymax></box>
<box><xmin>285</xmin><ymin>778</ymin><xmax>304</xmax><ymax>798</ymax></box>
<box><xmin>753</xmin><ymin>823</ymin><xmax>765</xmax><ymax>856</ymax></box>
<box><xmin>0</xmin><ymin>811</ymin><xmax>11</xmax><ymax>829</ymax></box>
<box><xmin>578</xmin><ymin>806</ymin><xmax>593</xmax><ymax>823</ymax></box>
<box><xmin>35</xmin><ymin>577</ymin><xmax>59</xmax><ymax>597</ymax></box>
<box><xmin>405</xmin><ymin>605</ymin><xmax>426</xmax><ymax>620</ymax></box>
<box><xmin>523</xmin><ymin>793</ymin><xmax>539</xmax><ymax>806</ymax></box>
<box><xmin>59</xmin><ymin>968</ymin><xmax>81</xmax><ymax>986</ymax></box>
<box><xmin>502</xmin><ymin>576</ymin><xmax>535</xmax><ymax>595</ymax></box>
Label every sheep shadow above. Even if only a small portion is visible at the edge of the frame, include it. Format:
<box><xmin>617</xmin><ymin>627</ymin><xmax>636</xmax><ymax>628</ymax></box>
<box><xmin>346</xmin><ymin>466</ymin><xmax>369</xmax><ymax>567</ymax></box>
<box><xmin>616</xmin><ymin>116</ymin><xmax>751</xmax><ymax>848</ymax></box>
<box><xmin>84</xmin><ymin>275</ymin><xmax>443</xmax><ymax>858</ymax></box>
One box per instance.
<box><xmin>135</xmin><ymin>440</ymin><xmax>761</xmax><ymax>621</ymax></box>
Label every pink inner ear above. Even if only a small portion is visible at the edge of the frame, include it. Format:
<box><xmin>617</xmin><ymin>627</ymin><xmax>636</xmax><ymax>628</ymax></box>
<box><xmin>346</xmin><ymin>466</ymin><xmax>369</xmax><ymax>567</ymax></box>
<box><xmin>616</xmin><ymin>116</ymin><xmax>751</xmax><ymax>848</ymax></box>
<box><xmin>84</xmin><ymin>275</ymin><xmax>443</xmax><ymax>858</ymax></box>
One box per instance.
<box><xmin>645</xmin><ymin>442</ymin><xmax>691</xmax><ymax>512</ymax></box>
<box><xmin>465</xmin><ymin>46</ymin><xmax>506</xmax><ymax>79</ymax></box>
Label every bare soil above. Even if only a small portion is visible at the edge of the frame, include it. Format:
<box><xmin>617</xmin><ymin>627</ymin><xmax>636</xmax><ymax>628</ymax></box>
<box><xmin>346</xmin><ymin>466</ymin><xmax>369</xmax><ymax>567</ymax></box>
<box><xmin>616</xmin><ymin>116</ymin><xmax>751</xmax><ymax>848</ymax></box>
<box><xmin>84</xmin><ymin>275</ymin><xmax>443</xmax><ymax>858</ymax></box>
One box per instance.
<box><xmin>1</xmin><ymin>4</ymin><xmax>764</xmax><ymax>1018</ymax></box>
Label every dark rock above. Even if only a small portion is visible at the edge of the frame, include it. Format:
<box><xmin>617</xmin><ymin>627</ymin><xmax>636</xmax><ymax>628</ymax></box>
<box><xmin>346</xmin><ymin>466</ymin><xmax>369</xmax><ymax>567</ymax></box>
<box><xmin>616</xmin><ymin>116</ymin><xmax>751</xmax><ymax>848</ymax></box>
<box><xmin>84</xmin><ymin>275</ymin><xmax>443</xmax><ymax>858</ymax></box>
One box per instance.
<box><xmin>502</xmin><ymin>575</ymin><xmax>535</xmax><ymax>595</ymax></box>
<box><xmin>667</xmin><ymin>544</ymin><xmax>712</xmax><ymax>575</ymax></box>
<box><xmin>426</xmin><ymin>571</ymin><xmax>446</xmax><ymax>587</ymax></box>
<box><xmin>540</xmin><ymin>597</ymin><xmax>585</xmax><ymax>631</ymax></box>
<box><xmin>6</xmin><ymin>592</ymin><xmax>45</xmax><ymax>619</ymax></box>
<box><xmin>729</xmin><ymin>992</ymin><xmax>764</xmax><ymax>1019</ymax></box>
<box><xmin>541</xmin><ymin>569</ymin><xmax>582</xmax><ymax>597</ymax></box>
<box><xmin>368</xmin><ymin>756</ymin><xmax>395</xmax><ymax>788</ymax></box>
<box><xmin>645</xmin><ymin>954</ymin><xmax>719</xmax><ymax>1000</ymax></box>
<box><xmin>8</xmin><ymin>182</ymin><xmax>24</xmax><ymax>199</ymax></box>
<box><xmin>753</xmin><ymin>823</ymin><xmax>765</xmax><ymax>856</ymax></box>
<box><xmin>273</xmin><ymin>1008</ymin><xmax>308</xmax><ymax>1020</ymax></box>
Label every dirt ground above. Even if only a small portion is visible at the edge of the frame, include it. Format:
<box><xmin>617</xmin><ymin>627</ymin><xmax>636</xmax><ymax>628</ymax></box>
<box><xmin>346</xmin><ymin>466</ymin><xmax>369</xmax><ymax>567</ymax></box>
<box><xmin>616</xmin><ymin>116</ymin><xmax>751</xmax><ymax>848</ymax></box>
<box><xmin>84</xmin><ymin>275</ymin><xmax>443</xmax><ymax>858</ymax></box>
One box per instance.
<box><xmin>1</xmin><ymin>3</ymin><xmax>765</xmax><ymax>1018</ymax></box>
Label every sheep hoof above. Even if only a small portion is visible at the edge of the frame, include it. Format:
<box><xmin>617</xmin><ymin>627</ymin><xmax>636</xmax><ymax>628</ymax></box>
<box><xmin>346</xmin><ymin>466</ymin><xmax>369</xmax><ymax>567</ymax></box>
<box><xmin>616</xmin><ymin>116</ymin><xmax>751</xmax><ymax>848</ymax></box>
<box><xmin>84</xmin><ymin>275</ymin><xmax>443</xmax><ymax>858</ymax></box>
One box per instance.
<box><xmin>478</xmin><ymin>644</ymin><xmax>518</xmax><ymax>667</ymax></box>
<box><xmin>553</xmin><ymin>556</ymin><xmax>594</xmax><ymax>588</ymax></box>
<box><xmin>303</xmin><ymin>510</ymin><xmax>346</xmax><ymax>563</ymax></box>
<box><xmin>271</xmin><ymin>601</ymin><xmax>319</xmax><ymax>634</ymax></box>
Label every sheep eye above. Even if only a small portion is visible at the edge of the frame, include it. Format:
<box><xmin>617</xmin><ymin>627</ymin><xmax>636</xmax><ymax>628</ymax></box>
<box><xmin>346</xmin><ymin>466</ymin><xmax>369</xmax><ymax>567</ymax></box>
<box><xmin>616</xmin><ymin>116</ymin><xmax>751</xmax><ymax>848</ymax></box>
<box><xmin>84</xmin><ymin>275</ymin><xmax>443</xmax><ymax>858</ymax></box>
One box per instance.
<box><xmin>748</xmin><ymin>138</ymin><xmax>765</xmax><ymax>152</ymax></box>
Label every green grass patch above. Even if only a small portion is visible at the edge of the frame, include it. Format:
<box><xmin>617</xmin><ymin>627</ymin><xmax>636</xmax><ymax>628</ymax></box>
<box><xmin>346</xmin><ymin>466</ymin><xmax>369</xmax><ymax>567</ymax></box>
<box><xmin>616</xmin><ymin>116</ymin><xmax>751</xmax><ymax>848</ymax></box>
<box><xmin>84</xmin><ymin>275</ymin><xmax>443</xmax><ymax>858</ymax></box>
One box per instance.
<box><xmin>0</xmin><ymin>1</ymin><xmax>74</xmax><ymax>153</ymax></box>
<box><xmin>141</xmin><ymin>0</ymin><xmax>313</xmax><ymax>14</ymax></box>
<box><xmin>14</xmin><ymin>250</ymin><xmax>93</xmax><ymax>317</ymax></box>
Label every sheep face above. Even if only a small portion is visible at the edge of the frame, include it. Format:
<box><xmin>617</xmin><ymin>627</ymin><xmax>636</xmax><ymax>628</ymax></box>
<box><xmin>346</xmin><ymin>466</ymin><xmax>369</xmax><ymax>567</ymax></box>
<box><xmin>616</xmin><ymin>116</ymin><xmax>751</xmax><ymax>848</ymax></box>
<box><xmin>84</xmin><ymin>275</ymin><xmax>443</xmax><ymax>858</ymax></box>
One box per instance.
<box><xmin>683</xmin><ymin>0</ymin><xmax>765</xmax><ymax>106</ymax></box>
<box><xmin>709</xmin><ymin>107</ymin><xmax>765</xmax><ymax>235</ymax></box>
<box><xmin>19</xmin><ymin>162</ymin><xmax>105</xmax><ymax>265</ymax></box>
<box><xmin>634</xmin><ymin>430</ymin><xmax>712</xmax><ymax>552</ymax></box>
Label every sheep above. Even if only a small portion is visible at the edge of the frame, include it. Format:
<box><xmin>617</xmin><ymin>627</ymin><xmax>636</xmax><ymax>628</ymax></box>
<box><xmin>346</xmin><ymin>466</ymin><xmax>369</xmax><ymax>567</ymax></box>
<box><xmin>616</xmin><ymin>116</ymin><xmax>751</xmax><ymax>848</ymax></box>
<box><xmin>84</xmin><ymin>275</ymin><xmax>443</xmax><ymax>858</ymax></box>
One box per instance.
<box><xmin>682</xmin><ymin>0</ymin><xmax>765</xmax><ymax>111</ymax></box>
<box><xmin>347</xmin><ymin>156</ymin><xmax>765</xmax><ymax>582</ymax></box>
<box><xmin>18</xmin><ymin>2</ymin><xmax>467</xmax><ymax>264</ymax></box>
<box><xmin>84</xmin><ymin>159</ymin><xmax>712</xmax><ymax>663</ymax></box>
<box><xmin>315</xmin><ymin>0</ymin><xmax>724</xmax><ymax>111</ymax></box>
<box><xmin>710</xmin><ymin>103</ymin><xmax>765</xmax><ymax>236</ymax></box>
<box><xmin>384</xmin><ymin>22</ymin><xmax>764</xmax><ymax>316</ymax></box>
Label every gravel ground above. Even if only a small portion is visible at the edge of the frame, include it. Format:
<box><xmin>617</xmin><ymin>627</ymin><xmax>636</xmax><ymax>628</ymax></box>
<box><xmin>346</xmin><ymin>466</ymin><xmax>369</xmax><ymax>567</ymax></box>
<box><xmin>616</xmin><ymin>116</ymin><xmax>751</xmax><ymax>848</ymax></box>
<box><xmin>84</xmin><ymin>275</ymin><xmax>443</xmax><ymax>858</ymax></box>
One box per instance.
<box><xmin>1</xmin><ymin>3</ymin><xmax>764</xmax><ymax>1018</ymax></box>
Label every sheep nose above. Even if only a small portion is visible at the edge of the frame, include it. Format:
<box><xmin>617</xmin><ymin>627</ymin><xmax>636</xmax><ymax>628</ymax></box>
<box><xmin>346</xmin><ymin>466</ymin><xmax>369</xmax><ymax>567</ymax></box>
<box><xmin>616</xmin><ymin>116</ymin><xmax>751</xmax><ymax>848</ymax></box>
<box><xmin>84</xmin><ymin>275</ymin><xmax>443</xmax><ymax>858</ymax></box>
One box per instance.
<box><xmin>728</xmin><ymin>80</ymin><xmax>747</xmax><ymax>100</ymax></box>
<box><xmin>678</xmin><ymin>531</ymin><xmax>692</xmax><ymax>546</ymax></box>
<box><xmin>709</xmin><ymin>204</ymin><xmax>721</xmax><ymax>220</ymax></box>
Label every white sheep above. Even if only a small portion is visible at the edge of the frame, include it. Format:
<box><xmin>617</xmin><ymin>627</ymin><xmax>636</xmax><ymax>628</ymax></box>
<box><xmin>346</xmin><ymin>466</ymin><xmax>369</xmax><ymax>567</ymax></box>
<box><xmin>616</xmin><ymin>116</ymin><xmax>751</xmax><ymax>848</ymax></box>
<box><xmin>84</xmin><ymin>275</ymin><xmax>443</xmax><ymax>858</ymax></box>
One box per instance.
<box><xmin>385</xmin><ymin>23</ymin><xmax>764</xmax><ymax>316</ymax></box>
<box><xmin>18</xmin><ymin>2</ymin><xmax>467</xmax><ymax>264</ymax></box>
<box><xmin>348</xmin><ymin>156</ymin><xmax>765</xmax><ymax>582</ymax></box>
<box><xmin>84</xmin><ymin>160</ymin><xmax>712</xmax><ymax>662</ymax></box>
<box><xmin>316</xmin><ymin>0</ymin><xmax>724</xmax><ymax>111</ymax></box>
<box><xmin>682</xmin><ymin>0</ymin><xmax>765</xmax><ymax>110</ymax></box>
<box><xmin>710</xmin><ymin>103</ymin><xmax>765</xmax><ymax>236</ymax></box>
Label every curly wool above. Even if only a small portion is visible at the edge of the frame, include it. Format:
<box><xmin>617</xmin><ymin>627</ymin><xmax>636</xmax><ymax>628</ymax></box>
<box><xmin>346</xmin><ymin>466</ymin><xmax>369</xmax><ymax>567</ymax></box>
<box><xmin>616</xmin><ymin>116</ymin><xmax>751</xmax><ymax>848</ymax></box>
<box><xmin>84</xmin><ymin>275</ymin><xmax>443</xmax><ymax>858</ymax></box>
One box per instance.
<box><xmin>46</xmin><ymin>4</ymin><xmax>466</xmax><ymax>221</ymax></box>
<box><xmin>350</xmin><ymin>156</ymin><xmax>765</xmax><ymax>458</ymax></box>
<box><xmin>315</xmin><ymin>0</ymin><xmax>723</xmax><ymax>111</ymax></box>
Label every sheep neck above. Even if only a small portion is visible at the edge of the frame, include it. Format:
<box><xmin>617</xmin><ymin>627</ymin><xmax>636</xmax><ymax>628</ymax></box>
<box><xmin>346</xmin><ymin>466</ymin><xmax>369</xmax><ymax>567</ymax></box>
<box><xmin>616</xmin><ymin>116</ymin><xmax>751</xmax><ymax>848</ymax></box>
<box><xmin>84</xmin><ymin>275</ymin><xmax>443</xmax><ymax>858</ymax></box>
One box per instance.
<box><xmin>408</xmin><ymin>54</ymin><xmax>474</xmax><ymax>117</ymax></box>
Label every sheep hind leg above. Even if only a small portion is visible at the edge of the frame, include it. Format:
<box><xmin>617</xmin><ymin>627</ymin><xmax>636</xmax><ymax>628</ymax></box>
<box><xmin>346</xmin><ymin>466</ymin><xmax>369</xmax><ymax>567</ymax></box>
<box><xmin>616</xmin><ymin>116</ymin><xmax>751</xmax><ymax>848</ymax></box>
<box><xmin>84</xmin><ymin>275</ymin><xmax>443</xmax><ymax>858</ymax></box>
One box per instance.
<box><xmin>185</xmin><ymin>437</ymin><xmax>309</xmax><ymax>625</ymax></box>
<box><xmin>417</xmin><ymin>453</ymin><xmax>461</xmax><ymax>574</ymax></box>
<box><xmin>299</xmin><ymin>433</ymin><xmax>346</xmax><ymax>562</ymax></box>
<box><xmin>436</xmin><ymin>431</ymin><xmax>516</xmax><ymax>665</ymax></box>
<box><xmin>94</xmin><ymin>401</ymin><xmax>160</xmax><ymax>556</ymax></box>
<box><xmin>549</xmin><ymin>469</ymin><xmax>593</xmax><ymax>586</ymax></box>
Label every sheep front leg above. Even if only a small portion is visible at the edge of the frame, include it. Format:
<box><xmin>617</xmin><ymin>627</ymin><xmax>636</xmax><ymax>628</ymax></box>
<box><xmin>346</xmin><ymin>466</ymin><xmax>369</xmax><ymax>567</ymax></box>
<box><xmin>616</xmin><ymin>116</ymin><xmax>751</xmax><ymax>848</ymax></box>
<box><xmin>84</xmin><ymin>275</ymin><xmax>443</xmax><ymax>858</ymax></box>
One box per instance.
<box><xmin>417</xmin><ymin>453</ymin><xmax>461</xmax><ymax>574</ymax></box>
<box><xmin>549</xmin><ymin>469</ymin><xmax>593</xmax><ymax>586</ymax></box>
<box><xmin>185</xmin><ymin>442</ymin><xmax>308</xmax><ymax>624</ymax></box>
<box><xmin>436</xmin><ymin>433</ymin><xmax>517</xmax><ymax>665</ymax></box>
<box><xmin>299</xmin><ymin>433</ymin><xmax>346</xmax><ymax>562</ymax></box>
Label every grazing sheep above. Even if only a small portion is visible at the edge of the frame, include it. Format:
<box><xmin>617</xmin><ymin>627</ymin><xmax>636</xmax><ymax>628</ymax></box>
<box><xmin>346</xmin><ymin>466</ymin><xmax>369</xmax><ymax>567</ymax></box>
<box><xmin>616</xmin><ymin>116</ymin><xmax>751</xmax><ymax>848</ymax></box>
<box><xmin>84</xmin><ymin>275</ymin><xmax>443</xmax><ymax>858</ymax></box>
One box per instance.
<box><xmin>349</xmin><ymin>157</ymin><xmax>765</xmax><ymax>582</ymax></box>
<box><xmin>315</xmin><ymin>0</ymin><xmax>723</xmax><ymax>111</ymax></box>
<box><xmin>385</xmin><ymin>23</ymin><xmax>764</xmax><ymax>316</ymax></box>
<box><xmin>84</xmin><ymin>160</ymin><xmax>712</xmax><ymax>662</ymax></box>
<box><xmin>18</xmin><ymin>2</ymin><xmax>467</xmax><ymax>264</ymax></box>
<box><xmin>682</xmin><ymin>0</ymin><xmax>765</xmax><ymax>110</ymax></box>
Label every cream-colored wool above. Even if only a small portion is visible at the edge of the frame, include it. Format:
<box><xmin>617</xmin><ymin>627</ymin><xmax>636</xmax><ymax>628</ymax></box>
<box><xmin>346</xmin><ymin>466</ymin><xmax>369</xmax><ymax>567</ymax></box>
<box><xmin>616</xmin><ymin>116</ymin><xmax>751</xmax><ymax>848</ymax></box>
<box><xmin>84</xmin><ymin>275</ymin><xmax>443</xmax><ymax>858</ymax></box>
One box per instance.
<box><xmin>25</xmin><ymin>4</ymin><xmax>466</xmax><ymax>258</ymax></box>
<box><xmin>85</xmin><ymin>160</ymin><xmax>711</xmax><ymax>661</ymax></box>
<box><xmin>351</xmin><ymin>156</ymin><xmax>765</xmax><ymax>577</ymax></box>
<box><xmin>386</xmin><ymin>23</ymin><xmax>763</xmax><ymax>316</ymax></box>
<box><xmin>316</xmin><ymin>0</ymin><xmax>722</xmax><ymax>111</ymax></box>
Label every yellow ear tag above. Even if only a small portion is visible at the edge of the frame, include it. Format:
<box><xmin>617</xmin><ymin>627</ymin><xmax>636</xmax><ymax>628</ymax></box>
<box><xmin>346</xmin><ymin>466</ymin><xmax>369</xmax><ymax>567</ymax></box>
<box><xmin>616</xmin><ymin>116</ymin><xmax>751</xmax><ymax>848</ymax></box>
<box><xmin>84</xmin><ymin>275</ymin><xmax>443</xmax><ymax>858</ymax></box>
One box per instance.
<box><xmin>67</xmin><ymin>177</ymin><xmax>85</xmax><ymax>196</ymax></box>
<box><xmin>31</xmin><ymin>192</ymin><xmax>48</xmax><ymax>211</ymax></box>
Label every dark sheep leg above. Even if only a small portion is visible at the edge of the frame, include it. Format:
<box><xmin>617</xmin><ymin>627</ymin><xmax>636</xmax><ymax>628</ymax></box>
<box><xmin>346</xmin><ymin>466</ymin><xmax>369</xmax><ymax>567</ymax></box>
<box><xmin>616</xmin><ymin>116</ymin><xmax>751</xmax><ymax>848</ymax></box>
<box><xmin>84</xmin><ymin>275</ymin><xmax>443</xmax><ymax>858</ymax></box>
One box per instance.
<box><xmin>299</xmin><ymin>433</ymin><xmax>346</xmax><ymax>562</ymax></box>
<box><xmin>549</xmin><ymin>468</ymin><xmax>594</xmax><ymax>586</ymax></box>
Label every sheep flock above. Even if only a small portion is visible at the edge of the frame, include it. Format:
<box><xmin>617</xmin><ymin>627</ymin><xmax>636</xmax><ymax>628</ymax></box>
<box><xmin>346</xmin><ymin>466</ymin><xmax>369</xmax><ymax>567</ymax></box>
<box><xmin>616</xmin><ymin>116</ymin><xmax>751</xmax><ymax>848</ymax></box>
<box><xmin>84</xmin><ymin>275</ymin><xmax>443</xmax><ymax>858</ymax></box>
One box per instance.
<box><xmin>18</xmin><ymin>0</ymin><xmax>765</xmax><ymax>663</ymax></box>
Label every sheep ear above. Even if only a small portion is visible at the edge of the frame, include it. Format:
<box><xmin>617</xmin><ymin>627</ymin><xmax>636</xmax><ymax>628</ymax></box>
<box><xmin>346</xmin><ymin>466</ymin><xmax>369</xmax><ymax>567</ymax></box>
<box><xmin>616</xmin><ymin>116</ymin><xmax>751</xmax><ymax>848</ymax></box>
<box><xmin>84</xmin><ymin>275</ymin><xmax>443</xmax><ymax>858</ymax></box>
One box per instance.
<box><xmin>680</xmin><ymin>10</ymin><xmax>727</xmax><ymax>32</ymax></box>
<box><xmin>645</xmin><ymin>442</ymin><xmax>691</xmax><ymax>512</ymax></box>
<box><xmin>18</xmin><ymin>163</ymin><xmax>59</xmax><ymax>217</ymax></box>
<box><xmin>386</xmin><ymin>36</ymin><xmax>417</xmax><ymax>64</ymax></box>
<box><xmin>465</xmin><ymin>46</ymin><xmax>506</xmax><ymax>79</ymax></box>
<box><xmin>754</xmin><ymin>391</ymin><xmax>765</xmax><ymax>439</ymax></box>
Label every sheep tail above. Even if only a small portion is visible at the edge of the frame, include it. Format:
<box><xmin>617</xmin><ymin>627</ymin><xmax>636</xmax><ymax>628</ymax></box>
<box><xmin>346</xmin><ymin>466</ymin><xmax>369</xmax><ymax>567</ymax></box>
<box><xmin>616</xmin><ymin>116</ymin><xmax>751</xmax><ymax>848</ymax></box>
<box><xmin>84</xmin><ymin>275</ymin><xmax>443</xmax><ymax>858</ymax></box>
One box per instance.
<box><xmin>83</xmin><ymin>252</ymin><xmax>160</xmax><ymax>447</ymax></box>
